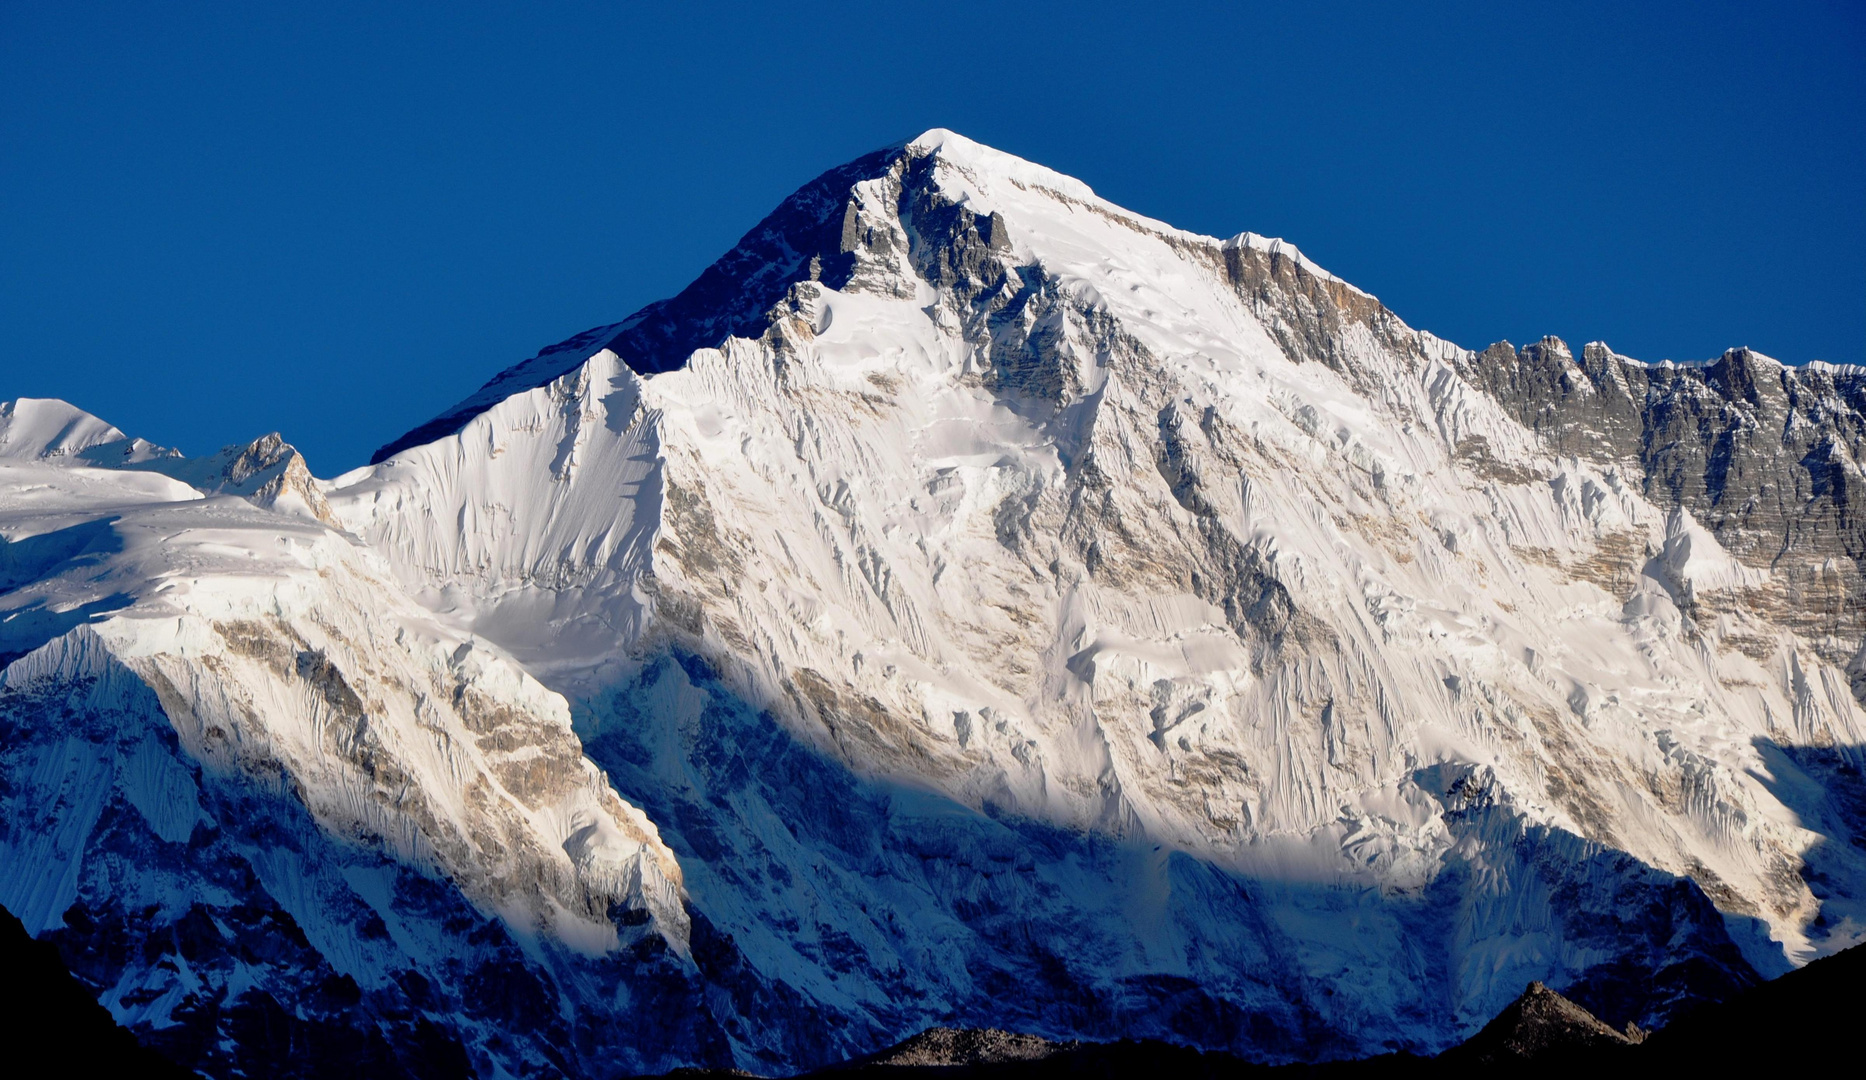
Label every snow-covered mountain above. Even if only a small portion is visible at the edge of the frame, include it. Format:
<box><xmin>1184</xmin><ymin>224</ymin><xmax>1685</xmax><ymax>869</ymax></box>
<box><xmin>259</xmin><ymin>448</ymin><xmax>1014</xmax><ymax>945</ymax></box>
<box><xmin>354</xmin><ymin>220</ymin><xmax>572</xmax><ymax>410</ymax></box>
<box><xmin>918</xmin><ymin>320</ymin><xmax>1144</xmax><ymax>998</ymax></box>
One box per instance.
<box><xmin>3</xmin><ymin>131</ymin><xmax>1863</xmax><ymax>1077</ymax></box>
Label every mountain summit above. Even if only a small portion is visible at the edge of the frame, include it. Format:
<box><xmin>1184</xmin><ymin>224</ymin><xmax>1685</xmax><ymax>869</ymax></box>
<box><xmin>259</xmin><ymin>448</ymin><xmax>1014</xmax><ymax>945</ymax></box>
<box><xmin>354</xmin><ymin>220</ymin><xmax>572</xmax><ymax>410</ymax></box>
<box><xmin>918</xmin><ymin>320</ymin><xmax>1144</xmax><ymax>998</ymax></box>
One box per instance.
<box><xmin>4</xmin><ymin>131</ymin><xmax>1864</xmax><ymax>1077</ymax></box>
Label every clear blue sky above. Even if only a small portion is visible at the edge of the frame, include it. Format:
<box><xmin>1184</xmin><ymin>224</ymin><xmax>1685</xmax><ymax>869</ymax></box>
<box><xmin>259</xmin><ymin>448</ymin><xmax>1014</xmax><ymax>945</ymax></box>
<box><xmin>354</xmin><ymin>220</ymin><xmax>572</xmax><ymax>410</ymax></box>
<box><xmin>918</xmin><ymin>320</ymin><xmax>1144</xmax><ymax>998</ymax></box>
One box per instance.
<box><xmin>3</xmin><ymin>2</ymin><xmax>1861</xmax><ymax>473</ymax></box>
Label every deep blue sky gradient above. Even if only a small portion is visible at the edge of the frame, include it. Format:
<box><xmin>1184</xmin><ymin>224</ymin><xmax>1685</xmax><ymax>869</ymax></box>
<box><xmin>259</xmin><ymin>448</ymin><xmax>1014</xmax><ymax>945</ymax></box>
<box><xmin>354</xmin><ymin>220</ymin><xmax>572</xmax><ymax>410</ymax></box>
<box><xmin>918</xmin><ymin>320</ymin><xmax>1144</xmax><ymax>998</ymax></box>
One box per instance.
<box><xmin>3</xmin><ymin>2</ymin><xmax>1861</xmax><ymax>472</ymax></box>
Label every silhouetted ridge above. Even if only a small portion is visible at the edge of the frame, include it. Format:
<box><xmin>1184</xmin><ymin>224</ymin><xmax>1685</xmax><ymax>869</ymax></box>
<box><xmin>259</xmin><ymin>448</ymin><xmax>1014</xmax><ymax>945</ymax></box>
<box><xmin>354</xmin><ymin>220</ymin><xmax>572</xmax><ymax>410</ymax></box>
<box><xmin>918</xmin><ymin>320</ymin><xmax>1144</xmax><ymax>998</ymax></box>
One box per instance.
<box><xmin>1636</xmin><ymin>939</ymin><xmax>1862</xmax><ymax>1066</ymax></box>
<box><xmin>763</xmin><ymin>943</ymin><xmax>1864</xmax><ymax>1075</ymax></box>
<box><xmin>369</xmin><ymin>146</ymin><xmax>902</xmax><ymax>464</ymax></box>
<box><xmin>0</xmin><ymin>904</ymin><xmax>195</xmax><ymax>1078</ymax></box>
<box><xmin>597</xmin><ymin>146</ymin><xmax>901</xmax><ymax>377</ymax></box>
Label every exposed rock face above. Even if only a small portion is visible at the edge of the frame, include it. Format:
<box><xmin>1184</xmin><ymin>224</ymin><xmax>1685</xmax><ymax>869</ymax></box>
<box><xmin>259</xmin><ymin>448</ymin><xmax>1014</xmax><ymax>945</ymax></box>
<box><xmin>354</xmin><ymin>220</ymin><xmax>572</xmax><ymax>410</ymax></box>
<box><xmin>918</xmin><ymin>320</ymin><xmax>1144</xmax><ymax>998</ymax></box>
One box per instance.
<box><xmin>1454</xmin><ymin>338</ymin><xmax>1866</xmax><ymax>691</ymax></box>
<box><xmin>5</xmin><ymin>130</ymin><xmax>1865</xmax><ymax>1077</ymax></box>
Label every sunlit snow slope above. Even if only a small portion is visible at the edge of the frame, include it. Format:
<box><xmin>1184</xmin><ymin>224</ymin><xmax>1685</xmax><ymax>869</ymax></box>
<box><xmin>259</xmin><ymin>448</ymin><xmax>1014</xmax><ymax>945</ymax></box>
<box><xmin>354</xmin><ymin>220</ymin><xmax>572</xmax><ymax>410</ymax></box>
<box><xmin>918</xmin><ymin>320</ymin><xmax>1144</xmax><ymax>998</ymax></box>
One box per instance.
<box><xmin>5</xmin><ymin>132</ymin><xmax>1865</xmax><ymax>1077</ymax></box>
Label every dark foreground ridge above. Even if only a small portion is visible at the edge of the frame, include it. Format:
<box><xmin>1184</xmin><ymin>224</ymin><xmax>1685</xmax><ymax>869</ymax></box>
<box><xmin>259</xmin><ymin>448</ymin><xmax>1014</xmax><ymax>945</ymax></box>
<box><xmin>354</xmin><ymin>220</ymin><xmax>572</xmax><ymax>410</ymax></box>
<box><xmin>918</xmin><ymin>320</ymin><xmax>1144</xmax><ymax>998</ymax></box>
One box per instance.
<box><xmin>661</xmin><ymin>940</ymin><xmax>1862</xmax><ymax>1077</ymax></box>
<box><xmin>0</xmin><ymin>905</ymin><xmax>195</xmax><ymax>1078</ymax></box>
<box><xmin>9</xmin><ymin>892</ymin><xmax>1858</xmax><ymax>1079</ymax></box>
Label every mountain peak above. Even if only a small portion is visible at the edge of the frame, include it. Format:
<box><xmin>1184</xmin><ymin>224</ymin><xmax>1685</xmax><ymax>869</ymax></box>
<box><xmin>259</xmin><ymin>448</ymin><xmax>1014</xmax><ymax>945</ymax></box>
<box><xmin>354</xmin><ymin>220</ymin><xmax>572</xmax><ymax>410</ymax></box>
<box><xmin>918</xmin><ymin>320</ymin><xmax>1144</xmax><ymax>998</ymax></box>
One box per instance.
<box><xmin>902</xmin><ymin>127</ymin><xmax>1102</xmax><ymax>202</ymax></box>
<box><xmin>368</xmin><ymin>131</ymin><xmax>1207</xmax><ymax>463</ymax></box>
<box><xmin>12</xmin><ymin>125</ymin><xmax>1866</xmax><ymax>1078</ymax></box>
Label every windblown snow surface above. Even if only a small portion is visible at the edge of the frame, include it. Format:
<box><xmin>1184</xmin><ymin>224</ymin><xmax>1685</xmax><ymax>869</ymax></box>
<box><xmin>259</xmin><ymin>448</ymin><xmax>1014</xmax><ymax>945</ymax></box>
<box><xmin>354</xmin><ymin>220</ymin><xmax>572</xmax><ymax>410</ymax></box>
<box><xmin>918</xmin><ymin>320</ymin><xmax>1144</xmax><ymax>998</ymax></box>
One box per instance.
<box><xmin>4</xmin><ymin>132</ymin><xmax>1865</xmax><ymax>1077</ymax></box>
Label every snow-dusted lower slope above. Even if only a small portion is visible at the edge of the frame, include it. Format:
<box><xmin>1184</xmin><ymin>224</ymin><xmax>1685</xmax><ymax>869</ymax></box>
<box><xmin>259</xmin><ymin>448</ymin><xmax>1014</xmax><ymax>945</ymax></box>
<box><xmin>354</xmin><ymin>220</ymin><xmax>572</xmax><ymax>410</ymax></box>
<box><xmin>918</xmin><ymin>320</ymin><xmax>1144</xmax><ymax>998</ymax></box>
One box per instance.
<box><xmin>6</xmin><ymin>130</ymin><xmax>1865</xmax><ymax>1076</ymax></box>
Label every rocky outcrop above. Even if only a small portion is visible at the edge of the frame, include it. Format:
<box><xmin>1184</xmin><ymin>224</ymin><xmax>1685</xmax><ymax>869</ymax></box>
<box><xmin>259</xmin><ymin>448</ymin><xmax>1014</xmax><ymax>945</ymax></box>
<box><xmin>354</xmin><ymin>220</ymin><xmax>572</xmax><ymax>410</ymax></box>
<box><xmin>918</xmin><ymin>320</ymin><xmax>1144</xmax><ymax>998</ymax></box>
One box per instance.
<box><xmin>156</xmin><ymin>432</ymin><xmax>340</xmax><ymax>525</ymax></box>
<box><xmin>835</xmin><ymin>1028</ymin><xmax>1065</xmax><ymax>1069</ymax></box>
<box><xmin>1438</xmin><ymin>981</ymin><xmax>1641</xmax><ymax>1065</ymax></box>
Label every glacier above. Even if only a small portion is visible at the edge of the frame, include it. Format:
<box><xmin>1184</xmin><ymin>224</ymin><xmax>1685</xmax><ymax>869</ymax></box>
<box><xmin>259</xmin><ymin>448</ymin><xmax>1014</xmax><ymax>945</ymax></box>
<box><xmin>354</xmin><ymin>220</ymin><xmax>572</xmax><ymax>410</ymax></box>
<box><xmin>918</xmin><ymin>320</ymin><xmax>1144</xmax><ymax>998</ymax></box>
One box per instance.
<box><xmin>2</xmin><ymin>130</ymin><xmax>1863</xmax><ymax>1077</ymax></box>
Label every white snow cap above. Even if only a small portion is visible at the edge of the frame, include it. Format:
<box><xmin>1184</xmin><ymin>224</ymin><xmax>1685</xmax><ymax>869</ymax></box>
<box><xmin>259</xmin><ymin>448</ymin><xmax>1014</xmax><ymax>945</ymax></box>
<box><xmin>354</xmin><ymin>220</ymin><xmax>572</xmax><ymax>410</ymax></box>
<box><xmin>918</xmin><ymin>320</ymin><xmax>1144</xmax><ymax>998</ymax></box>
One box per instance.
<box><xmin>906</xmin><ymin>128</ymin><xmax>1101</xmax><ymax>203</ymax></box>
<box><xmin>0</xmin><ymin>398</ymin><xmax>130</xmax><ymax>460</ymax></box>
